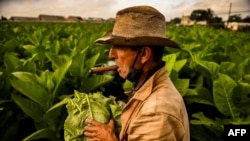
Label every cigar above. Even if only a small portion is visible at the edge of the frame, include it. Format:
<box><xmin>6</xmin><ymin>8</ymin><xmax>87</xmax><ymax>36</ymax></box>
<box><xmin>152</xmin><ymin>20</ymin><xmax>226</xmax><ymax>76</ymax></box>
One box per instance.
<box><xmin>89</xmin><ymin>65</ymin><xmax>118</xmax><ymax>73</ymax></box>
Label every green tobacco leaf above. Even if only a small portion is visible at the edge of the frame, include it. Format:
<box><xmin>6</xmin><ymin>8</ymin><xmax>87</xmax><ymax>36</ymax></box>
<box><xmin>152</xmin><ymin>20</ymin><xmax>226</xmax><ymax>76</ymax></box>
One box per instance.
<box><xmin>162</xmin><ymin>53</ymin><xmax>176</xmax><ymax>75</ymax></box>
<box><xmin>186</xmin><ymin>86</ymin><xmax>214</xmax><ymax>105</ymax></box>
<box><xmin>52</xmin><ymin>58</ymin><xmax>72</xmax><ymax>97</ymax></box>
<box><xmin>238</xmin><ymin>58</ymin><xmax>250</xmax><ymax>76</ymax></box>
<box><xmin>85</xmin><ymin>53</ymin><xmax>100</xmax><ymax>70</ymax></box>
<box><xmin>197</xmin><ymin>61</ymin><xmax>220</xmax><ymax>79</ymax></box>
<box><xmin>23</xmin><ymin>128</ymin><xmax>58</xmax><ymax>141</ymax></box>
<box><xmin>123</xmin><ymin>80</ymin><xmax>133</xmax><ymax>91</ymax></box>
<box><xmin>34</xmin><ymin>70</ymin><xmax>53</xmax><ymax>92</ymax></box>
<box><xmin>185</xmin><ymin>96</ymin><xmax>214</xmax><ymax>106</ymax></box>
<box><xmin>45</xmin><ymin>53</ymin><xmax>71</xmax><ymax>68</ymax></box>
<box><xmin>243</xmin><ymin>74</ymin><xmax>250</xmax><ymax>83</ymax></box>
<box><xmin>46</xmin><ymin>96</ymin><xmax>71</xmax><ymax>113</ymax></box>
<box><xmin>220</xmin><ymin>62</ymin><xmax>236</xmax><ymax>74</ymax></box>
<box><xmin>173</xmin><ymin>78</ymin><xmax>190</xmax><ymax>96</ymax></box>
<box><xmin>86</xmin><ymin>95</ymin><xmax>110</xmax><ymax>123</ymax></box>
<box><xmin>234</xmin><ymin>80</ymin><xmax>250</xmax><ymax>114</ymax></box>
<box><xmin>12</xmin><ymin>94</ymin><xmax>45</xmax><ymax>123</ymax></box>
<box><xmin>238</xmin><ymin>80</ymin><xmax>250</xmax><ymax>94</ymax></box>
<box><xmin>26</xmin><ymin>33</ymin><xmax>39</xmax><ymax>46</ymax></box>
<box><xmin>109</xmin><ymin>100</ymin><xmax>124</xmax><ymax>135</ymax></box>
<box><xmin>64</xmin><ymin>91</ymin><xmax>111</xmax><ymax>141</ymax></box>
<box><xmin>183</xmin><ymin>43</ymin><xmax>201</xmax><ymax>53</ymax></box>
<box><xmin>12</xmin><ymin>72</ymin><xmax>37</xmax><ymax>82</ymax></box>
<box><xmin>54</xmin><ymin>40</ymin><xmax>61</xmax><ymax>54</ymax></box>
<box><xmin>77</xmin><ymin>52</ymin><xmax>100</xmax><ymax>79</ymax></box>
<box><xmin>81</xmin><ymin>75</ymin><xmax>113</xmax><ymax>92</ymax></box>
<box><xmin>23</xmin><ymin>45</ymin><xmax>36</xmax><ymax>52</ymax></box>
<box><xmin>69</xmin><ymin>48</ymin><xmax>88</xmax><ymax>77</ymax></box>
<box><xmin>64</xmin><ymin>91</ymin><xmax>124</xmax><ymax>141</ymax></box>
<box><xmin>213</xmin><ymin>73</ymin><xmax>240</xmax><ymax>118</ymax></box>
<box><xmin>4</xmin><ymin>53</ymin><xmax>20</xmax><ymax>71</ymax></box>
<box><xmin>229</xmin><ymin>54</ymin><xmax>244</xmax><ymax>65</ymax></box>
<box><xmin>2</xmin><ymin>38</ymin><xmax>19</xmax><ymax>54</ymax></box>
<box><xmin>191</xmin><ymin>111</ymin><xmax>224</xmax><ymax>138</ymax></box>
<box><xmin>22</xmin><ymin>56</ymin><xmax>37</xmax><ymax>73</ymax></box>
<box><xmin>44</xmin><ymin>96</ymin><xmax>71</xmax><ymax>120</ymax></box>
<box><xmin>191</xmin><ymin>112</ymin><xmax>216</xmax><ymax>126</ymax></box>
<box><xmin>173</xmin><ymin>59</ymin><xmax>187</xmax><ymax>72</ymax></box>
<box><xmin>43</xmin><ymin>96</ymin><xmax>72</xmax><ymax>131</ymax></box>
<box><xmin>223</xmin><ymin>112</ymin><xmax>250</xmax><ymax>125</ymax></box>
<box><xmin>10</xmin><ymin>79</ymin><xmax>49</xmax><ymax>108</ymax></box>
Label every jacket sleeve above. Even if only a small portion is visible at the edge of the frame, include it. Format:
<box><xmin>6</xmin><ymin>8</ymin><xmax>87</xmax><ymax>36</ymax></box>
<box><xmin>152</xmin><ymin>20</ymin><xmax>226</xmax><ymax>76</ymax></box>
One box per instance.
<box><xmin>127</xmin><ymin>112</ymin><xmax>186</xmax><ymax>141</ymax></box>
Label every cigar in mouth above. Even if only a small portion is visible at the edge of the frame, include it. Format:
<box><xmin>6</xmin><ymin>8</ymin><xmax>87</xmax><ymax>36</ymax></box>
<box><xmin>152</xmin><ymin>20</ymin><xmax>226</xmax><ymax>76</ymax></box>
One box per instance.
<box><xmin>89</xmin><ymin>65</ymin><xmax>118</xmax><ymax>73</ymax></box>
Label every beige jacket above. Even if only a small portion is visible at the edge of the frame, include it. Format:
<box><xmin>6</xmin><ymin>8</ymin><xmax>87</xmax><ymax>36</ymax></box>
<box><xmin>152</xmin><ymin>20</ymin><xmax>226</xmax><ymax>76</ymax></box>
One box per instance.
<box><xmin>119</xmin><ymin>66</ymin><xmax>190</xmax><ymax>141</ymax></box>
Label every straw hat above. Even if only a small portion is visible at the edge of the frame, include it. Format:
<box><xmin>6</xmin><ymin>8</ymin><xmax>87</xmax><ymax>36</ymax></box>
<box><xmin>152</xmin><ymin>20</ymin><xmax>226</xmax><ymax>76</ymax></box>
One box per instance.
<box><xmin>95</xmin><ymin>5</ymin><xmax>180</xmax><ymax>49</ymax></box>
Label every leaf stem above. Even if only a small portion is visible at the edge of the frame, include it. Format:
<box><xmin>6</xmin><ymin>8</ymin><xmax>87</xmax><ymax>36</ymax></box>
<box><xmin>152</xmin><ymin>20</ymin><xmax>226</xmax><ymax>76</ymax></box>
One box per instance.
<box><xmin>86</xmin><ymin>94</ymin><xmax>93</xmax><ymax>119</ymax></box>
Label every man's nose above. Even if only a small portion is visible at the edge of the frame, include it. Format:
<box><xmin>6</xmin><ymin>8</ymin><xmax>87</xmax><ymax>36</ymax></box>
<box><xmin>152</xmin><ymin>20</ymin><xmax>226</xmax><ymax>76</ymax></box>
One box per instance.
<box><xmin>109</xmin><ymin>47</ymin><xmax>116</xmax><ymax>59</ymax></box>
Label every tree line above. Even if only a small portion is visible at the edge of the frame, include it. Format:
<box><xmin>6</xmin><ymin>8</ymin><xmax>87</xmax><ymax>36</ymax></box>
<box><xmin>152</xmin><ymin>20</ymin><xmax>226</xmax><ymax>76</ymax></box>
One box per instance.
<box><xmin>170</xmin><ymin>8</ymin><xmax>250</xmax><ymax>24</ymax></box>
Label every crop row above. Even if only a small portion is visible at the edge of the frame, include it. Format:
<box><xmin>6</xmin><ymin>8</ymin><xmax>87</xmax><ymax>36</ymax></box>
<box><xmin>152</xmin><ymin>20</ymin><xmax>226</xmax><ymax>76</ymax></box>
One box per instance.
<box><xmin>0</xmin><ymin>22</ymin><xmax>250</xmax><ymax>141</ymax></box>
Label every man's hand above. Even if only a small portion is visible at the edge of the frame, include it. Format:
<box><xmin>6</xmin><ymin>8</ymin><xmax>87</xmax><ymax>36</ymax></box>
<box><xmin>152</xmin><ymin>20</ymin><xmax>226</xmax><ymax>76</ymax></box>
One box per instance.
<box><xmin>84</xmin><ymin>118</ymin><xmax>119</xmax><ymax>141</ymax></box>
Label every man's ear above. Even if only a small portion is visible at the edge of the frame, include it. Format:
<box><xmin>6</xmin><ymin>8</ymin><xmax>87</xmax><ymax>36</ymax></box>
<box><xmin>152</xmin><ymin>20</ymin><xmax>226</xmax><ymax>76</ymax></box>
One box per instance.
<box><xmin>140</xmin><ymin>46</ymin><xmax>152</xmax><ymax>64</ymax></box>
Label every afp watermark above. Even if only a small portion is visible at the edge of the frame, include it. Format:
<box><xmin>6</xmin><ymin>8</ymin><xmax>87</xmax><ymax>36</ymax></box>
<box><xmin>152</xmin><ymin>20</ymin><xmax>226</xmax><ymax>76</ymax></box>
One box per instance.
<box><xmin>224</xmin><ymin>125</ymin><xmax>250</xmax><ymax>141</ymax></box>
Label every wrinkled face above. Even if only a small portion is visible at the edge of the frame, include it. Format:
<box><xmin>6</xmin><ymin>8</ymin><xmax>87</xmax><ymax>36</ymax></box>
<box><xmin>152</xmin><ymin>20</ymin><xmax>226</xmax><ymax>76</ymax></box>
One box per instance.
<box><xmin>109</xmin><ymin>46</ymin><xmax>138</xmax><ymax>79</ymax></box>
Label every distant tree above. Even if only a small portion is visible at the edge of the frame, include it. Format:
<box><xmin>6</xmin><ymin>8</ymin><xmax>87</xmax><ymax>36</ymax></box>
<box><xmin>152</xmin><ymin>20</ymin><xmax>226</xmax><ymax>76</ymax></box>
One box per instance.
<box><xmin>170</xmin><ymin>17</ymin><xmax>181</xmax><ymax>24</ymax></box>
<box><xmin>1</xmin><ymin>16</ymin><xmax>7</xmax><ymax>21</ymax></box>
<box><xmin>211</xmin><ymin>16</ymin><xmax>222</xmax><ymax>23</ymax></box>
<box><xmin>190</xmin><ymin>8</ymin><xmax>223</xmax><ymax>24</ymax></box>
<box><xmin>210</xmin><ymin>16</ymin><xmax>224</xmax><ymax>29</ymax></box>
<box><xmin>190</xmin><ymin>9</ymin><xmax>209</xmax><ymax>21</ymax></box>
<box><xmin>228</xmin><ymin>14</ymin><xmax>242</xmax><ymax>22</ymax></box>
<box><xmin>242</xmin><ymin>16</ymin><xmax>250</xmax><ymax>23</ymax></box>
<box><xmin>206</xmin><ymin>8</ymin><xmax>214</xmax><ymax>22</ymax></box>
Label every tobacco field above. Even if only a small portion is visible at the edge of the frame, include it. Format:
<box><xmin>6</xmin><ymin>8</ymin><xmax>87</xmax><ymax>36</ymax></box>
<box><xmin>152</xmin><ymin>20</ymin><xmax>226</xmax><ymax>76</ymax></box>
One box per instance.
<box><xmin>0</xmin><ymin>22</ymin><xmax>250</xmax><ymax>141</ymax></box>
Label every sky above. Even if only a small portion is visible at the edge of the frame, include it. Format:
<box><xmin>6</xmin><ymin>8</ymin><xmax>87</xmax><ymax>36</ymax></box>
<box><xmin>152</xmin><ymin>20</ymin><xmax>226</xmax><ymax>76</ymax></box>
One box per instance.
<box><xmin>0</xmin><ymin>0</ymin><xmax>250</xmax><ymax>21</ymax></box>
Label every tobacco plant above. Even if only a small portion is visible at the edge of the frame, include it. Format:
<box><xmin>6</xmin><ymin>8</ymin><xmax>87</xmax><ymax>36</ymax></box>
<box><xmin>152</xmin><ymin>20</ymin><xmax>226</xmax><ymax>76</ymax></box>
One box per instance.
<box><xmin>167</xmin><ymin>25</ymin><xmax>250</xmax><ymax>141</ymax></box>
<box><xmin>0</xmin><ymin>22</ymin><xmax>250</xmax><ymax>141</ymax></box>
<box><xmin>0</xmin><ymin>22</ymin><xmax>114</xmax><ymax>140</ymax></box>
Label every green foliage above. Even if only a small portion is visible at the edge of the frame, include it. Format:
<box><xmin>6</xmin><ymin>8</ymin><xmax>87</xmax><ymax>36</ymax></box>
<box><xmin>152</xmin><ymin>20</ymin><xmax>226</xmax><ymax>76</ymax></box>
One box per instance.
<box><xmin>63</xmin><ymin>91</ymin><xmax>124</xmax><ymax>141</ymax></box>
<box><xmin>167</xmin><ymin>25</ymin><xmax>250</xmax><ymax>140</ymax></box>
<box><xmin>0</xmin><ymin>22</ymin><xmax>114</xmax><ymax>141</ymax></box>
<box><xmin>0</xmin><ymin>22</ymin><xmax>250</xmax><ymax>141</ymax></box>
<box><xmin>213</xmin><ymin>73</ymin><xmax>239</xmax><ymax>118</ymax></box>
<box><xmin>162</xmin><ymin>53</ymin><xmax>189</xmax><ymax>96</ymax></box>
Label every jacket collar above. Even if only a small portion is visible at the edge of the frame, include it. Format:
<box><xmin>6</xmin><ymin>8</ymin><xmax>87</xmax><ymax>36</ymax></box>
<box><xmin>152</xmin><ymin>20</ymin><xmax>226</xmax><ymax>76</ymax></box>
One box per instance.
<box><xmin>131</xmin><ymin>64</ymin><xmax>168</xmax><ymax>101</ymax></box>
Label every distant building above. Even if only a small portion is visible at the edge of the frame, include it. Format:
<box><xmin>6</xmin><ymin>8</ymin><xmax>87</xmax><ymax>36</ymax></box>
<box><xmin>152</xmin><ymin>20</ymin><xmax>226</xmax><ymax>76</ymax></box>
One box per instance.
<box><xmin>181</xmin><ymin>16</ymin><xmax>192</xmax><ymax>26</ymax></box>
<box><xmin>9</xmin><ymin>16</ymin><xmax>39</xmax><ymax>22</ymax></box>
<box><xmin>196</xmin><ymin>21</ymin><xmax>207</xmax><ymax>25</ymax></box>
<box><xmin>87</xmin><ymin>17</ymin><xmax>105</xmax><ymax>23</ymax></box>
<box><xmin>181</xmin><ymin>15</ymin><xmax>207</xmax><ymax>26</ymax></box>
<box><xmin>95</xmin><ymin>18</ymin><xmax>105</xmax><ymax>23</ymax></box>
<box><xmin>5</xmin><ymin>14</ymin><xmax>115</xmax><ymax>23</ymax></box>
<box><xmin>39</xmin><ymin>14</ymin><xmax>65</xmax><ymax>22</ymax></box>
<box><xmin>226</xmin><ymin>22</ymin><xmax>250</xmax><ymax>31</ymax></box>
<box><xmin>67</xmin><ymin>16</ymin><xmax>83</xmax><ymax>22</ymax></box>
<box><xmin>106</xmin><ymin>18</ymin><xmax>115</xmax><ymax>23</ymax></box>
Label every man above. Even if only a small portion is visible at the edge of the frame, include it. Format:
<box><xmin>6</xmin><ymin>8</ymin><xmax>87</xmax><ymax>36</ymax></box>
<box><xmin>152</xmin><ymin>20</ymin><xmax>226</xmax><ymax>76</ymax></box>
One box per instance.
<box><xmin>84</xmin><ymin>5</ymin><xmax>190</xmax><ymax>141</ymax></box>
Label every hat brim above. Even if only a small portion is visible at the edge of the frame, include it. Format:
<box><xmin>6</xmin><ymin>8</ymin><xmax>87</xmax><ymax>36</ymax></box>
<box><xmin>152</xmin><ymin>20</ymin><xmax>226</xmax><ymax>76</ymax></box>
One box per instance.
<box><xmin>95</xmin><ymin>31</ymin><xmax>181</xmax><ymax>49</ymax></box>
